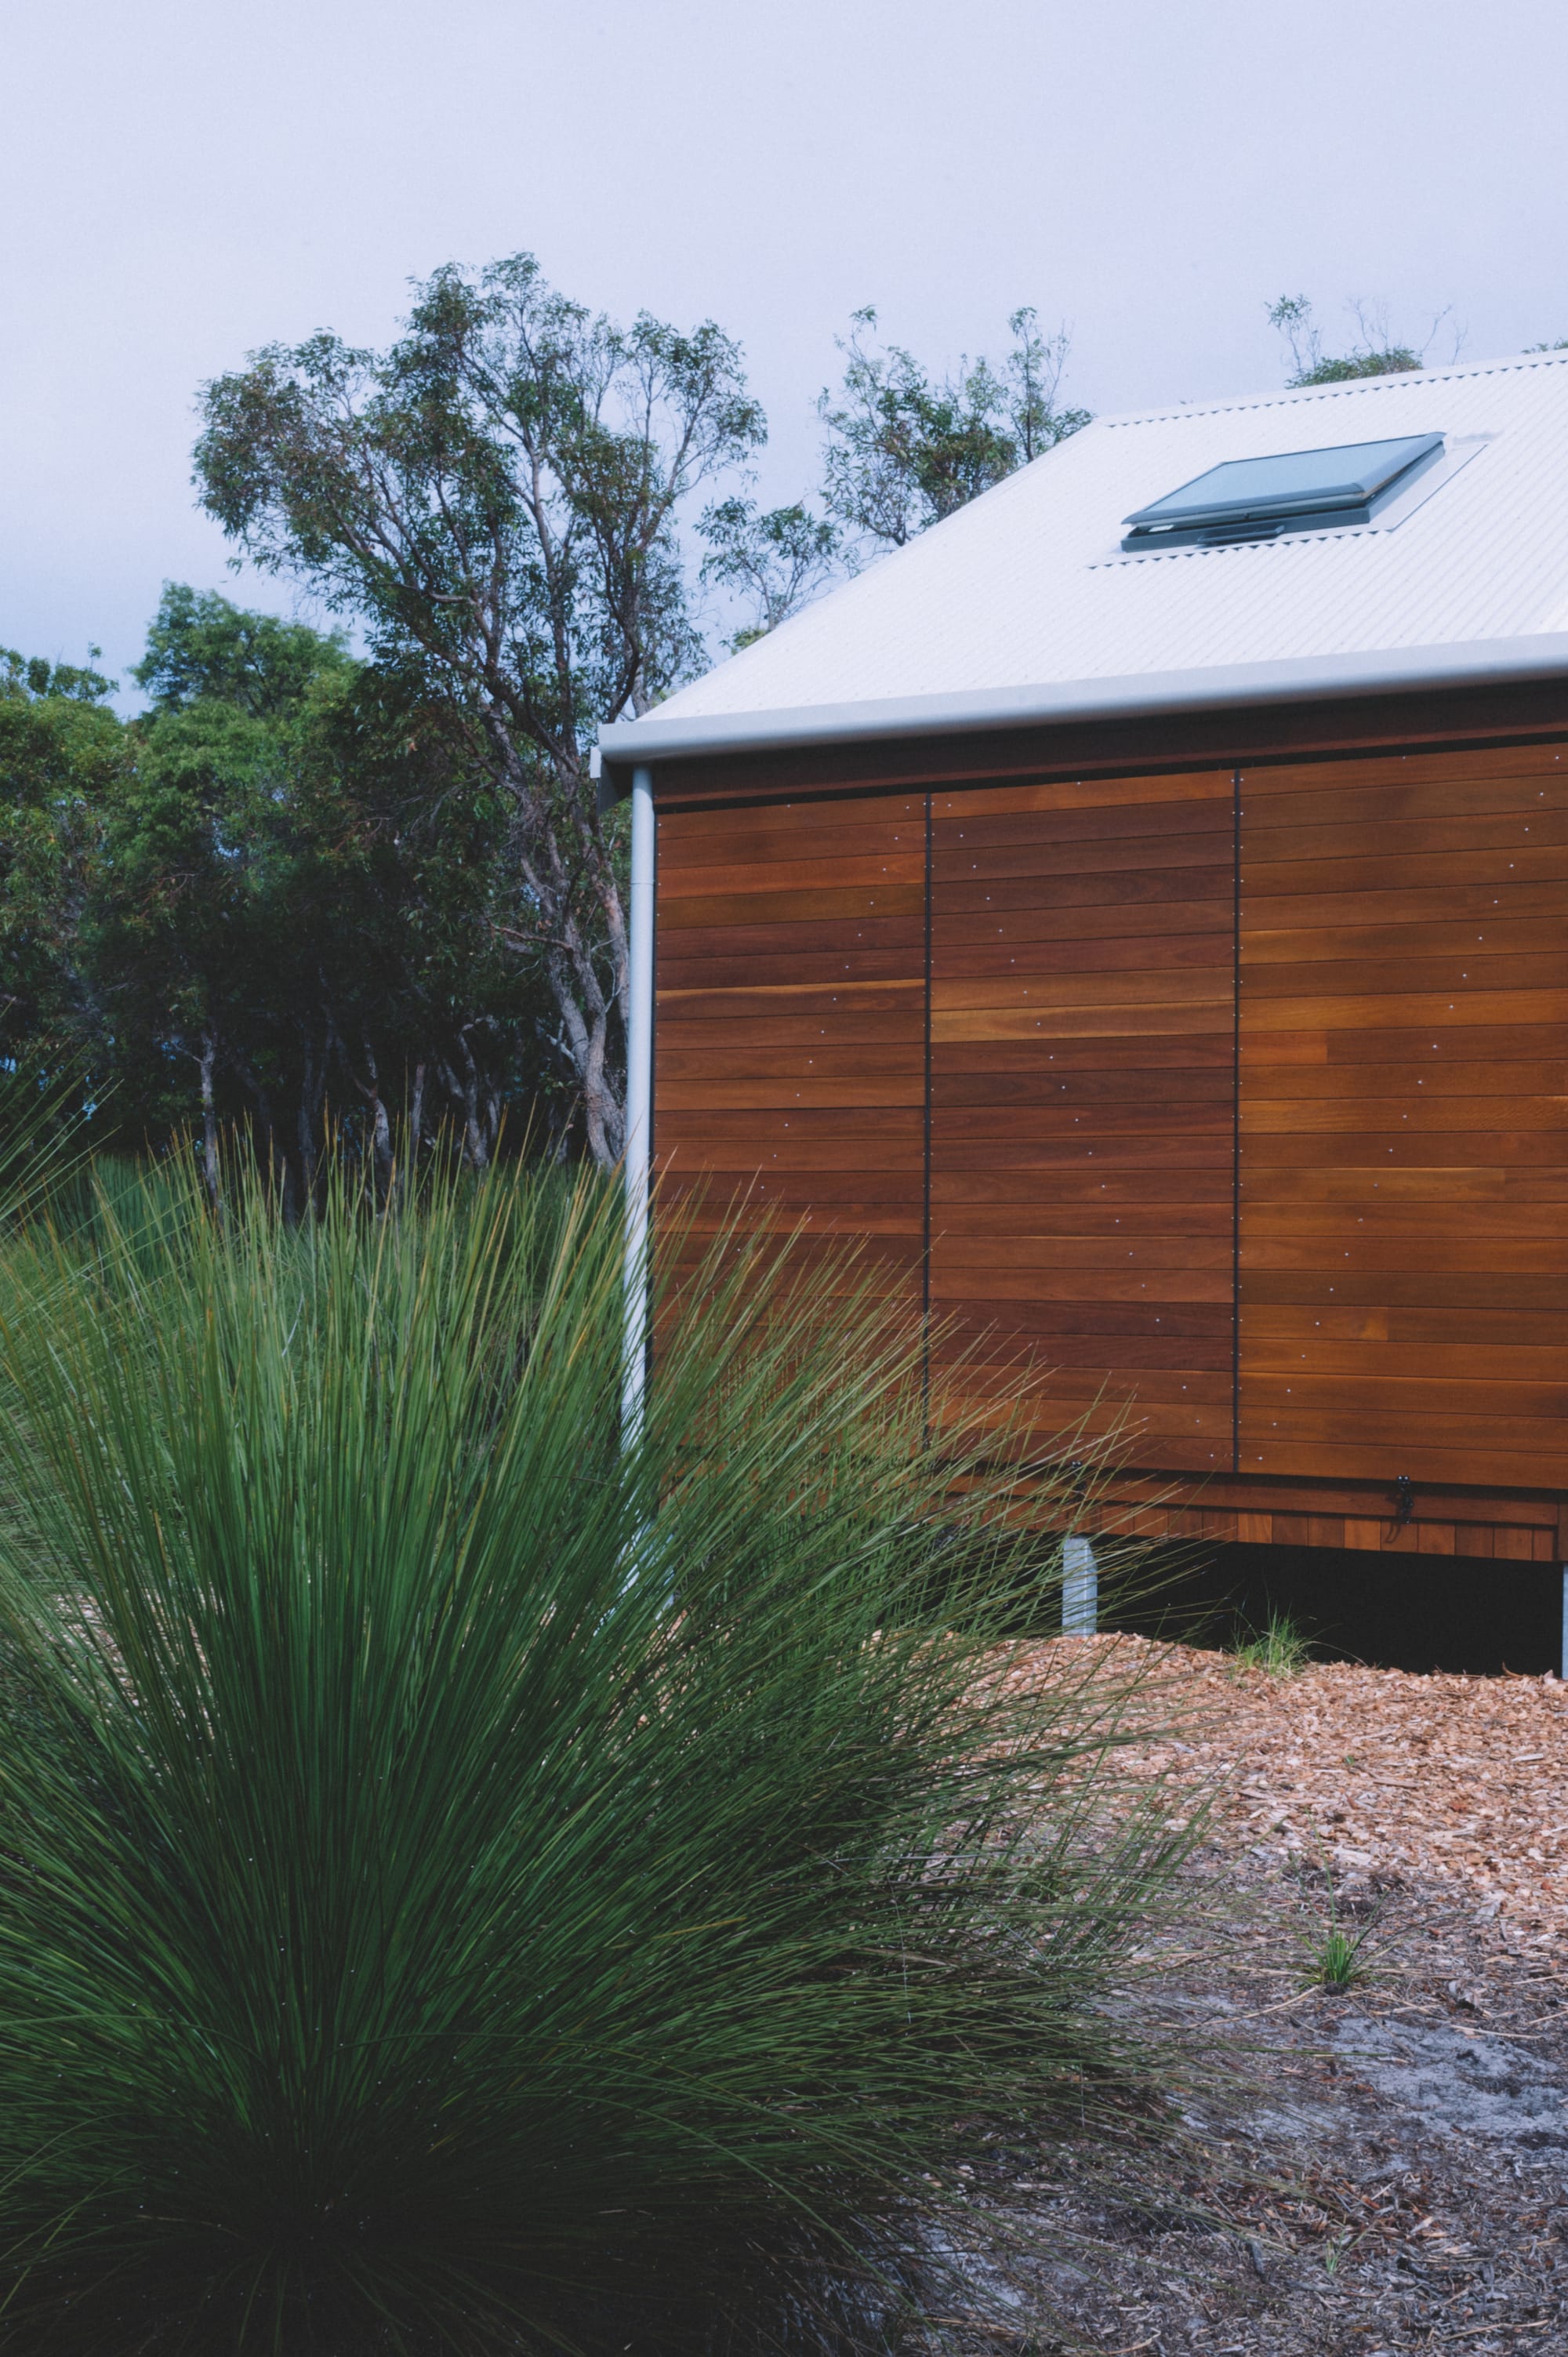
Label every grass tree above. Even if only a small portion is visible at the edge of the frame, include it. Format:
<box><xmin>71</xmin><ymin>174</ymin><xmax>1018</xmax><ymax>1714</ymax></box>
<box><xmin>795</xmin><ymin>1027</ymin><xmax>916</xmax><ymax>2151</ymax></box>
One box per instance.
<box><xmin>0</xmin><ymin>1153</ymin><xmax>1194</xmax><ymax>2353</ymax></box>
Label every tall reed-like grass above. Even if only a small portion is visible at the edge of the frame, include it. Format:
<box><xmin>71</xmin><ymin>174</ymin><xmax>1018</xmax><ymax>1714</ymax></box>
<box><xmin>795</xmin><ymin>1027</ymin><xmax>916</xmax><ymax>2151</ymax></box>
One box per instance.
<box><xmin>0</xmin><ymin>1154</ymin><xmax>1192</xmax><ymax>2353</ymax></box>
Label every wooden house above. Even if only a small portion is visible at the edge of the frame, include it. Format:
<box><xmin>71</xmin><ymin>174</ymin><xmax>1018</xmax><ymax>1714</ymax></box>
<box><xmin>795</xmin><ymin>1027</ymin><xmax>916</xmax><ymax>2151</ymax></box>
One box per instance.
<box><xmin>599</xmin><ymin>350</ymin><xmax>1568</xmax><ymax>1632</ymax></box>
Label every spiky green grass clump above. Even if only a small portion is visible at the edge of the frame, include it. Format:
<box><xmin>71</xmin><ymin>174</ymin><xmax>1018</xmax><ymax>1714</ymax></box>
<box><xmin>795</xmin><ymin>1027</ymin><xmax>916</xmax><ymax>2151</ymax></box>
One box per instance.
<box><xmin>0</xmin><ymin>1159</ymin><xmax>1191</xmax><ymax>2353</ymax></box>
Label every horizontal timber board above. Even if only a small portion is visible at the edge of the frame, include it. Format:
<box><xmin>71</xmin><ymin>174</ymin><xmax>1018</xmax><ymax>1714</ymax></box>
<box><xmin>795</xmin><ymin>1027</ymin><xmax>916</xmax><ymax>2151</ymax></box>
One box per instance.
<box><xmin>659</xmin><ymin>818</ymin><xmax>926</xmax><ymax>872</ymax></box>
<box><xmin>656</xmin><ymin>1009</ymin><xmax>921</xmax><ymax>1049</ymax></box>
<box><xmin>933</xmin><ymin>769</ymin><xmax>1231</xmax><ymax>818</ymax></box>
<box><xmin>1236</xmin><ymin>1135</ymin><xmax>1568</xmax><ymax>1168</ymax></box>
<box><xmin>931</xmin><ymin>794</ymin><xmax>1234</xmax><ymax>851</ymax></box>
<box><xmin>658</xmin><ymin>792</ymin><xmax>924</xmax><ymax>841</ymax></box>
<box><xmin>1241</xmin><ymin>917</ymin><xmax>1567</xmax><ymax>967</ymax></box>
<box><xmin>941</xmin><ymin>866</ymin><xmax>1235</xmax><ymax>914</ymax></box>
<box><xmin>1244</xmin><ymin>1273</ymin><xmax>1565</xmax><ymax>1310</ymax></box>
<box><xmin>1240</xmin><ymin>1024</ymin><xmax>1568</xmax><ymax>1063</ymax></box>
<box><xmin>1236</xmin><ymin>1059</ymin><xmax>1566</xmax><ymax>1098</ymax></box>
<box><xmin>1243</xmin><ymin>1371</ymin><xmax>1568</xmax><ymax>1416</ymax></box>
<box><xmin>935</xmin><ymin>899</ymin><xmax>1231</xmax><ymax>946</ymax></box>
<box><xmin>932</xmin><ymin>1034</ymin><xmax>1236</xmax><ymax>1071</ymax></box>
<box><xmin>656</xmin><ymin>981</ymin><xmax>924</xmax><ymax>1019</ymax></box>
<box><xmin>931</xmin><ymin>932</ymin><xmax>1232</xmax><ymax>979</ymax></box>
<box><xmin>1238</xmin><ymin>743</ymin><xmax>1568</xmax><ymax>797</ymax></box>
<box><xmin>931</xmin><ymin>1004</ymin><xmax>1232</xmax><ymax>1041</ymax></box>
<box><xmin>1237</xmin><ymin>988</ymin><xmax>1568</xmax><ymax>1029</ymax></box>
<box><xmin>1240</xmin><ymin>807</ymin><xmax>1568</xmax><ymax>864</ymax></box>
<box><xmin>1241</xmin><ymin>950</ymin><xmax>1567</xmax><ymax>997</ymax></box>
<box><xmin>1241</xmin><ymin>1238</ymin><xmax>1568</xmax><ymax>1273</ymax></box>
<box><xmin>659</xmin><ymin>879</ymin><xmax>924</xmax><ymax>926</ymax></box>
<box><xmin>935</xmin><ymin>969</ymin><xmax>1232</xmax><ymax>1008</ymax></box>
<box><xmin>658</xmin><ymin>1078</ymin><xmax>924</xmax><ymax>1110</ymax></box>
<box><xmin>1240</xmin><ymin>881</ymin><xmax>1568</xmax><ymax>932</ymax></box>
<box><xmin>1241</xmin><ymin>844</ymin><xmax>1568</xmax><ymax>895</ymax></box>
<box><xmin>1235</xmin><ymin>1439</ymin><xmax>1565</xmax><ymax>1487</ymax></box>
<box><xmin>1242</xmin><ymin>1096</ymin><xmax>1566</xmax><ymax>1131</ymax></box>
<box><xmin>1243</xmin><ymin>1338</ymin><xmax>1568</xmax><ymax>1381</ymax></box>
<box><xmin>657</xmin><ymin>948</ymin><xmax>923</xmax><ymax>990</ymax></box>
<box><xmin>936</xmin><ymin>830</ymin><xmax>1234</xmax><ymax>883</ymax></box>
<box><xmin>1242</xmin><ymin>1303</ymin><xmax>1568</xmax><ymax>1345</ymax></box>
<box><xmin>661</xmin><ymin>917</ymin><xmax>924</xmax><ymax>957</ymax></box>
<box><xmin>1237</xmin><ymin>772</ymin><xmax>1568</xmax><ymax>833</ymax></box>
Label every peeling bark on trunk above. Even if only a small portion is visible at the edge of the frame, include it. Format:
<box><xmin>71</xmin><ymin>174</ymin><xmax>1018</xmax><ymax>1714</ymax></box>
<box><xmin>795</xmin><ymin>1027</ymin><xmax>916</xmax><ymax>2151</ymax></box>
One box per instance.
<box><xmin>350</xmin><ymin>1037</ymin><xmax>395</xmax><ymax>1206</ymax></box>
<box><xmin>442</xmin><ymin>1030</ymin><xmax>492</xmax><ymax>1171</ymax></box>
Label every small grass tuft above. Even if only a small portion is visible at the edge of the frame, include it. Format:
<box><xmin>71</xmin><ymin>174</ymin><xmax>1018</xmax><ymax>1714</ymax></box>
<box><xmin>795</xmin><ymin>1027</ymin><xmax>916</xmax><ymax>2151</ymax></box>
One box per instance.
<box><xmin>1296</xmin><ymin>1848</ymin><xmax>1386</xmax><ymax>1994</ymax></box>
<box><xmin>1229</xmin><ymin>1609</ymin><xmax>1313</xmax><ymax>1678</ymax></box>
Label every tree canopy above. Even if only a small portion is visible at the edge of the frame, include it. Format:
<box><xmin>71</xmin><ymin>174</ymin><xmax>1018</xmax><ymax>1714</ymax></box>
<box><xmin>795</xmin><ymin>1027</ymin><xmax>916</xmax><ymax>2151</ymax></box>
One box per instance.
<box><xmin>1</xmin><ymin>587</ymin><xmax>551</xmax><ymax>1202</ymax></box>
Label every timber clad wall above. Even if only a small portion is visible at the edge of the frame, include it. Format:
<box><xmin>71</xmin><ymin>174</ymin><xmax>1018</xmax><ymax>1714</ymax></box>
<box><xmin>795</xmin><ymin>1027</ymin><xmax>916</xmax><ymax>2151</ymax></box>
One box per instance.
<box><xmin>652</xmin><ymin>733</ymin><xmax>1568</xmax><ymax>1510</ymax></box>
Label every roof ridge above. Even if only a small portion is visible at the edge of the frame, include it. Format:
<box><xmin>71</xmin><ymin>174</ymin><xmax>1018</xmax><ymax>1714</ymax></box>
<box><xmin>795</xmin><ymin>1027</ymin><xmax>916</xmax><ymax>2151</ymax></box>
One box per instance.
<box><xmin>1099</xmin><ymin>347</ymin><xmax>1568</xmax><ymax>433</ymax></box>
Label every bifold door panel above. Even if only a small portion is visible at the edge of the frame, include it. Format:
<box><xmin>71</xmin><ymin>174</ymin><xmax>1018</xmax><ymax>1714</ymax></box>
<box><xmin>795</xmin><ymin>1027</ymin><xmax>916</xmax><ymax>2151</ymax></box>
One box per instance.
<box><xmin>926</xmin><ymin>770</ymin><xmax>1236</xmax><ymax>1472</ymax></box>
<box><xmin>1237</xmin><ymin>741</ymin><xmax>1568</xmax><ymax>1490</ymax></box>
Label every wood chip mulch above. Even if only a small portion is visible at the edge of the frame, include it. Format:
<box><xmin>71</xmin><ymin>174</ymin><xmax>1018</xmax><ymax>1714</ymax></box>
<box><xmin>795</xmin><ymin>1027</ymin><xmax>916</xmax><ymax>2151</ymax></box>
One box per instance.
<box><xmin>1014</xmin><ymin>1637</ymin><xmax>1568</xmax><ymax>1945</ymax></box>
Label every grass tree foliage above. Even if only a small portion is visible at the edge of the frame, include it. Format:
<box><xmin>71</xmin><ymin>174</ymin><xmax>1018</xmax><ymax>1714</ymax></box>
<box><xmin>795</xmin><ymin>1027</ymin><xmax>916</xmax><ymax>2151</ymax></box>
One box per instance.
<box><xmin>0</xmin><ymin>1149</ymin><xmax>1192</xmax><ymax>2353</ymax></box>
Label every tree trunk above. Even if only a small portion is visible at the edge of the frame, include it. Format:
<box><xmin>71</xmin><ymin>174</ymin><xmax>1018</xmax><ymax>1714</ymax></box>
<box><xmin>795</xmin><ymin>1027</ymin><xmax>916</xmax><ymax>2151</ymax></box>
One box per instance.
<box><xmin>446</xmin><ymin>1030</ymin><xmax>490</xmax><ymax>1171</ymax></box>
<box><xmin>196</xmin><ymin>1030</ymin><xmax>221</xmax><ymax>1208</ymax></box>
<box><xmin>351</xmin><ymin>1037</ymin><xmax>395</xmax><ymax>1207</ymax></box>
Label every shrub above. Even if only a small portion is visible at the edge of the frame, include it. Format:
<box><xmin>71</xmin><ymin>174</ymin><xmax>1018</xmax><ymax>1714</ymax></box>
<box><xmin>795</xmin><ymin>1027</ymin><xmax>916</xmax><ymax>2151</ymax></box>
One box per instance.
<box><xmin>0</xmin><ymin>1157</ymin><xmax>1192</xmax><ymax>2352</ymax></box>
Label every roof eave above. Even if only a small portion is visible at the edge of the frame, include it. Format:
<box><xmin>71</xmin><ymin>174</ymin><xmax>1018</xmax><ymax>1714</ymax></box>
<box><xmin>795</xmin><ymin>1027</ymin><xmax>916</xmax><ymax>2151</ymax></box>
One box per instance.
<box><xmin>595</xmin><ymin>635</ymin><xmax>1568</xmax><ymax>803</ymax></box>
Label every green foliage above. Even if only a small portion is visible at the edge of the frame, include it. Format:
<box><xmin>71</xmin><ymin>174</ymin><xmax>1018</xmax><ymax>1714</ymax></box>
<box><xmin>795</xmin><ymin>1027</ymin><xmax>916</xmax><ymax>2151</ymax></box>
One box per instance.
<box><xmin>818</xmin><ymin>306</ymin><xmax>1090</xmax><ymax>554</ymax></box>
<box><xmin>192</xmin><ymin>255</ymin><xmax>768</xmax><ymax>1162</ymax></box>
<box><xmin>1</xmin><ymin>590</ymin><xmax>563</xmax><ymax>1179</ymax></box>
<box><xmin>1229</xmin><ymin>1609</ymin><xmax>1312</xmax><ymax>1678</ymax></box>
<box><xmin>699</xmin><ymin>496</ymin><xmax>839</xmax><ymax>649</ymax></box>
<box><xmin>0</xmin><ymin>1158</ymin><xmax>1195</xmax><ymax>2352</ymax></box>
<box><xmin>0</xmin><ymin>662</ymin><xmax>127</xmax><ymax>1102</ymax></box>
<box><xmin>1267</xmin><ymin>293</ymin><xmax>1425</xmax><ymax>387</ymax></box>
<box><xmin>1</xmin><ymin>646</ymin><xmax>115</xmax><ymax>705</ymax></box>
<box><xmin>132</xmin><ymin>583</ymin><xmax>352</xmax><ymax>716</ymax></box>
<box><xmin>1295</xmin><ymin>1858</ymin><xmax>1385</xmax><ymax>1994</ymax></box>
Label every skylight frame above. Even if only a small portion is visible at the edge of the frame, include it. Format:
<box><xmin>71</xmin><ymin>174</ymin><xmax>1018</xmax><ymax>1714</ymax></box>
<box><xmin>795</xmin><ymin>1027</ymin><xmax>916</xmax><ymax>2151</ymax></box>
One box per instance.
<box><xmin>1120</xmin><ymin>432</ymin><xmax>1447</xmax><ymax>553</ymax></box>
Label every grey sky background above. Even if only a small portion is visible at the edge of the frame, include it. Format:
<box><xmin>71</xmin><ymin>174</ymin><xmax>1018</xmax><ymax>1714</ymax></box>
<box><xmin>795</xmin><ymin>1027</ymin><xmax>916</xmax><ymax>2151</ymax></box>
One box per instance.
<box><xmin>4</xmin><ymin>0</ymin><xmax>1565</xmax><ymax>704</ymax></box>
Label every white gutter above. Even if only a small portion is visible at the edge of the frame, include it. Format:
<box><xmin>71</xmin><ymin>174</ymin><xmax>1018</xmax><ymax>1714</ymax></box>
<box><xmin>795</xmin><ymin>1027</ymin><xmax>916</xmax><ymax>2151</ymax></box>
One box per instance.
<box><xmin>597</xmin><ymin>634</ymin><xmax>1568</xmax><ymax>788</ymax></box>
<box><xmin>619</xmin><ymin>765</ymin><xmax>655</xmax><ymax>1448</ymax></box>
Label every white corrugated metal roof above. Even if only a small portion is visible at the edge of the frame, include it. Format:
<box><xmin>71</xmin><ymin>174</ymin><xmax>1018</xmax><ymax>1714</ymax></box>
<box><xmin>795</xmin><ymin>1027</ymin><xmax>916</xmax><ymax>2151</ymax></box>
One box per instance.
<box><xmin>600</xmin><ymin>349</ymin><xmax>1568</xmax><ymax>771</ymax></box>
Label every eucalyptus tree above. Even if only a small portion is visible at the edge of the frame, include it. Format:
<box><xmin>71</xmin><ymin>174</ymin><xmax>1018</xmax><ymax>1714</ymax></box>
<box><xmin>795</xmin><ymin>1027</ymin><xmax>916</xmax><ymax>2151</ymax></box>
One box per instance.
<box><xmin>818</xmin><ymin>305</ymin><xmax>1090</xmax><ymax>557</ymax></box>
<box><xmin>194</xmin><ymin>256</ymin><xmax>765</xmax><ymax>1165</ymax></box>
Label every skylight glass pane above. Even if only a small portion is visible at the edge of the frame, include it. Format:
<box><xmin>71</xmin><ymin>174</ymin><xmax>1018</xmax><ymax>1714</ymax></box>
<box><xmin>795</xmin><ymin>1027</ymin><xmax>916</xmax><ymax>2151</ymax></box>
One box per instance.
<box><xmin>1125</xmin><ymin>434</ymin><xmax>1444</xmax><ymax>530</ymax></box>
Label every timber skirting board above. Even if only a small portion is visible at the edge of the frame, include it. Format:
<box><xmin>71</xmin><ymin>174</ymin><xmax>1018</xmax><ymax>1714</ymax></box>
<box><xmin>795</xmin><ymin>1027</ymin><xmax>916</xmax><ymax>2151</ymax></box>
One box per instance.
<box><xmin>1076</xmin><ymin>1473</ymin><xmax>1566</xmax><ymax>1561</ymax></box>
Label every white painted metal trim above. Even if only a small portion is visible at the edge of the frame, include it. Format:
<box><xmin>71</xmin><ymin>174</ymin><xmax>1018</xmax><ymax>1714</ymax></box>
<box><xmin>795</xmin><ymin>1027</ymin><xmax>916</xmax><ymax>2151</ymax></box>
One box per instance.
<box><xmin>597</xmin><ymin>634</ymin><xmax>1568</xmax><ymax>790</ymax></box>
<box><xmin>619</xmin><ymin>765</ymin><xmax>655</xmax><ymax>1447</ymax></box>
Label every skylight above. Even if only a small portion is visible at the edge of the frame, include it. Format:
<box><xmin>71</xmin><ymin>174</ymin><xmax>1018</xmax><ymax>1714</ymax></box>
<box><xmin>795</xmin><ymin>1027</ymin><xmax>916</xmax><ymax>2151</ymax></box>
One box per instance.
<box><xmin>1121</xmin><ymin>431</ymin><xmax>1446</xmax><ymax>552</ymax></box>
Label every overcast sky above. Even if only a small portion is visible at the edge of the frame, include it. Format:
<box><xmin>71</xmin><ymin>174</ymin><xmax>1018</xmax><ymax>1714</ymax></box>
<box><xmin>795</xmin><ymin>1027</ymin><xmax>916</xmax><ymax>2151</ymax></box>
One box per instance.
<box><xmin>4</xmin><ymin>0</ymin><xmax>1566</xmax><ymax>703</ymax></box>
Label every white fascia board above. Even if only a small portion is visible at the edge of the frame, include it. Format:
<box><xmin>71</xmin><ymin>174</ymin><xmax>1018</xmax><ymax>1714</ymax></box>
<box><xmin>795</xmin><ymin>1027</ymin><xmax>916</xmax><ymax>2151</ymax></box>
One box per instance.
<box><xmin>597</xmin><ymin>635</ymin><xmax>1568</xmax><ymax>794</ymax></box>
